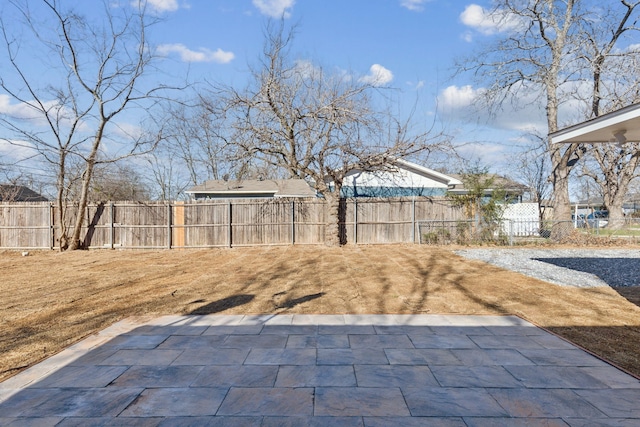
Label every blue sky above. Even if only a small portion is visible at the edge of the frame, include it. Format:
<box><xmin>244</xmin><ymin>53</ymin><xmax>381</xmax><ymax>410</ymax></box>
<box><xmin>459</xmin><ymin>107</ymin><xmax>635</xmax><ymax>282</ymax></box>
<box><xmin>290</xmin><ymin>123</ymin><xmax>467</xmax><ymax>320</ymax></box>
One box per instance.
<box><xmin>0</xmin><ymin>0</ymin><xmax>587</xmax><ymax>184</ymax></box>
<box><xmin>141</xmin><ymin>0</ymin><xmax>526</xmax><ymax>169</ymax></box>
<box><xmin>150</xmin><ymin>0</ymin><xmax>473</xmax><ymax>89</ymax></box>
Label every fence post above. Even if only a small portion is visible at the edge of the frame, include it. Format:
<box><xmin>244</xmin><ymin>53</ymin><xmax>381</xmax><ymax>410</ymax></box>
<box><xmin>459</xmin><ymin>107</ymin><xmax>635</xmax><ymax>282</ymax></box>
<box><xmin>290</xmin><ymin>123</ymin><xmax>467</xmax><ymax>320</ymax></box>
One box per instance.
<box><xmin>291</xmin><ymin>200</ymin><xmax>295</xmax><ymax>245</ymax></box>
<box><xmin>228</xmin><ymin>201</ymin><xmax>233</xmax><ymax>248</ymax></box>
<box><xmin>110</xmin><ymin>203</ymin><xmax>115</xmax><ymax>249</ymax></box>
<box><xmin>167</xmin><ymin>203</ymin><xmax>172</xmax><ymax>249</ymax></box>
<box><xmin>412</xmin><ymin>197</ymin><xmax>416</xmax><ymax>243</ymax></box>
<box><xmin>49</xmin><ymin>202</ymin><xmax>54</xmax><ymax>250</ymax></box>
<box><xmin>353</xmin><ymin>198</ymin><xmax>358</xmax><ymax>244</ymax></box>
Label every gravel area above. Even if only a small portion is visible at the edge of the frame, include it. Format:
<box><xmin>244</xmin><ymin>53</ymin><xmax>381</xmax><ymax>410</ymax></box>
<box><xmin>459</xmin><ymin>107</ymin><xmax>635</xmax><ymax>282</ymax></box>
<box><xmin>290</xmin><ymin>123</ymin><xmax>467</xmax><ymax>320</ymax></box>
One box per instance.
<box><xmin>455</xmin><ymin>248</ymin><xmax>640</xmax><ymax>288</ymax></box>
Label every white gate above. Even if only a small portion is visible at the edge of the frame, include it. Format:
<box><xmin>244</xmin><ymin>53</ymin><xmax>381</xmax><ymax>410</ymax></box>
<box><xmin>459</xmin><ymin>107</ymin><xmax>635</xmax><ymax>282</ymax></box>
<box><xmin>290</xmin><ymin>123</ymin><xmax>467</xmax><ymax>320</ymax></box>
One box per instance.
<box><xmin>501</xmin><ymin>203</ymin><xmax>540</xmax><ymax>236</ymax></box>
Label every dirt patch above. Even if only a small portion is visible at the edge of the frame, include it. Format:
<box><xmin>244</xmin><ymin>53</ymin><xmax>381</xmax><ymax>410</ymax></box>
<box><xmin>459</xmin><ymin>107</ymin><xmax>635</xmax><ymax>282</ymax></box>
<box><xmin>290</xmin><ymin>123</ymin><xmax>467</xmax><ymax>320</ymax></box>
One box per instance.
<box><xmin>1</xmin><ymin>245</ymin><xmax>639</xmax><ymax>381</ymax></box>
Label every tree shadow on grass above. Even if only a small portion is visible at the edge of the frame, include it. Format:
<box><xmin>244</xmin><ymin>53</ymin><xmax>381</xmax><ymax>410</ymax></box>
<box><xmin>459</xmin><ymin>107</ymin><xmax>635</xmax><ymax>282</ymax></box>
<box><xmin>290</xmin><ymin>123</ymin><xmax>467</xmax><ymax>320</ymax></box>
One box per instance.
<box><xmin>188</xmin><ymin>294</ymin><xmax>255</xmax><ymax>315</ymax></box>
<box><xmin>275</xmin><ymin>292</ymin><xmax>325</xmax><ymax>309</ymax></box>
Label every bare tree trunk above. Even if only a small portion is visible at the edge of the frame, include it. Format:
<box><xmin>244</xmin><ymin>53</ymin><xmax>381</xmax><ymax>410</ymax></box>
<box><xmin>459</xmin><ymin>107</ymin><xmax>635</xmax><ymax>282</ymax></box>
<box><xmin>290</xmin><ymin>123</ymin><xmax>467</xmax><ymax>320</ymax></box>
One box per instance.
<box><xmin>56</xmin><ymin>198</ymin><xmax>68</xmax><ymax>251</ymax></box>
<box><xmin>550</xmin><ymin>164</ymin><xmax>572</xmax><ymax>222</ymax></box>
<box><xmin>607</xmin><ymin>198</ymin><xmax>625</xmax><ymax>228</ymax></box>
<box><xmin>67</xmin><ymin>168</ymin><xmax>92</xmax><ymax>251</ymax></box>
<box><xmin>56</xmin><ymin>154</ymin><xmax>69</xmax><ymax>251</ymax></box>
<box><xmin>68</xmin><ymin>124</ymin><xmax>104</xmax><ymax>250</ymax></box>
<box><xmin>549</xmin><ymin>145</ymin><xmax>574</xmax><ymax>222</ymax></box>
<box><xmin>547</xmin><ymin>70</ymin><xmax>576</xmax><ymax>238</ymax></box>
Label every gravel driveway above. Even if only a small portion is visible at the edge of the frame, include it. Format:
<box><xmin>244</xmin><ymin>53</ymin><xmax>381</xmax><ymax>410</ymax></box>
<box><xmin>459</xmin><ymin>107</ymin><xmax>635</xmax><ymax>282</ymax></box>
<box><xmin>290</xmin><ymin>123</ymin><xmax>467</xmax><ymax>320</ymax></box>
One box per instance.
<box><xmin>455</xmin><ymin>248</ymin><xmax>640</xmax><ymax>288</ymax></box>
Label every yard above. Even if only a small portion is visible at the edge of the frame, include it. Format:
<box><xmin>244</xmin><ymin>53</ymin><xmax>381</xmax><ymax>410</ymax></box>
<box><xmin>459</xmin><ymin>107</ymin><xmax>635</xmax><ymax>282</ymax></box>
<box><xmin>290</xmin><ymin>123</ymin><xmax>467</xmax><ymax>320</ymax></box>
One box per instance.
<box><xmin>1</xmin><ymin>245</ymin><xmax>639</xmax><ymax>382</ymax></box>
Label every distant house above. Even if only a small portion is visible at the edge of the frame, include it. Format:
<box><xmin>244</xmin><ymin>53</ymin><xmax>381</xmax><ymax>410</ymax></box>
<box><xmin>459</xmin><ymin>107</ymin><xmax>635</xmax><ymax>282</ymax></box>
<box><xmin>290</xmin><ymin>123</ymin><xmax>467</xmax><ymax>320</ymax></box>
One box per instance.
<box><xmin>624</xmin><ymin>194</ymin><xmax>640</xmax><ymax>215</ymax></box>
<box><xmin>333</xmin><ymin>159</ymin><xmax>462</xmax><ymax>198</ymax></box>
<box><xmin>186</xmin><ymin>179</ymin><xmax>316</xmax><ymax>200</ymax></box>
<box><xmin>0</xmin><ymin>185</ymin><xmax>48</xmax><ymax>202</ymax></box>
<box><xmin>573</xmin><ymin>195</ymin><xmax>640</xmax><ymax>216</ymax></box>
<box><xmin>447</xmin><ymin>174</ymin><xmax>528</xmax><ymax>202</ymax></box>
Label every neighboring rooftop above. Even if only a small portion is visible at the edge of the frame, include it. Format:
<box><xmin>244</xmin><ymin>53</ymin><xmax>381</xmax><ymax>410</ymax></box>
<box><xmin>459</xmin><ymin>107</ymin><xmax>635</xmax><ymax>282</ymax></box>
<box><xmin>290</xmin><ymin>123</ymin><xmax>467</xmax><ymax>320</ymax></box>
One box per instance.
<box><xmin>447</xmin><ymin>174</ymin><xmax>529</xmax><ymax>196</ymax></box>
<box><xmin>186</xmin><ymin>179</ymin><xmax>317</xmax><ymax>199</ymax></box>
<box><xmin>0</xmin><ymin>185</ymin><xmax>48</xmax><ymax>202</ymax></box>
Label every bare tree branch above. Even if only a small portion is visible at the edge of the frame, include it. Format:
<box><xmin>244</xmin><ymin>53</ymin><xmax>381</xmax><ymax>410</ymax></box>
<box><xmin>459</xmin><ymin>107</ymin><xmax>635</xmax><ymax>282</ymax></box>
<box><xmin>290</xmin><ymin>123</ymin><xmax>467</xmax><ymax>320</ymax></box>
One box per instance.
<box><xmin>457</xmin><ymin>0</ymin><xmax>640</xmax><ymax>224</ymax></box>
<box><xmin>210</xmin><ymin>21</ymin><xmax>449</xmax><ymax>245</ymax></box>
<box><xmin>0</xmin><ymin>0</ymin><xmax>172</xmax><ymax>250</ymax></box>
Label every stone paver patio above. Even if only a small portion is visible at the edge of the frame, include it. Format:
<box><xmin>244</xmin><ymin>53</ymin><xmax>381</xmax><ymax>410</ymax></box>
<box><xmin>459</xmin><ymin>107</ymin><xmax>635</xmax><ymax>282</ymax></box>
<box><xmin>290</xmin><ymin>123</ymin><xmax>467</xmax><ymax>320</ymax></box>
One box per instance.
<box><xmin>1</xmin><ymin>314</ymin><xmax>639</xmax><ymax>426</ymax></box>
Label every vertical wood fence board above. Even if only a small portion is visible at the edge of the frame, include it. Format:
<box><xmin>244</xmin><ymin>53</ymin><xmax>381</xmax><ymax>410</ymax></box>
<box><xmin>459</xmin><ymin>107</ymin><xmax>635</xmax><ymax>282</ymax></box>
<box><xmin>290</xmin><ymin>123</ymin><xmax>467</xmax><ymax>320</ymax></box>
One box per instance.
<box><xmin>0</xmin><ymin>202</ymin><xmax>51</xmax><ymax>248</ymax></box>
<box><xmin>183</xmin><ymin>201</ymin><xmax>229</xmax><ymax>247</ymax></box>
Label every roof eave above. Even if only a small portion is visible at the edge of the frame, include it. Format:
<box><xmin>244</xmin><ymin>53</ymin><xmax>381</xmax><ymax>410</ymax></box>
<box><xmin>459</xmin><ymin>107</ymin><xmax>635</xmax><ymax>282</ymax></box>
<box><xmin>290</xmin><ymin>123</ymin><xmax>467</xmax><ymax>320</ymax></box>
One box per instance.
<box><xmin>393</xmin><ymin>158</ymin><xmax>463</xmax><ymax>185</ymax></box>
<box><xmin>550</xmin><ymin>102</ymin><xmax>640</xmax><ymax>144</ymax></box>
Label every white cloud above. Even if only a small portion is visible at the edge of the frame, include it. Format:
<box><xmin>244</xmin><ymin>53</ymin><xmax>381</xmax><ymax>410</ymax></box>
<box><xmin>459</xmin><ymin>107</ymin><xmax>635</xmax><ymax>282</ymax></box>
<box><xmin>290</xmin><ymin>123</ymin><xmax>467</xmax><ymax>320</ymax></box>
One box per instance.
<box><xmin>0</xmin><ymin>138</ymin><xmax>39</xmax><ymax>163</ymax></box>
<box><xmin>437</xmin><ymin>84</ymin><xmax>547</xmax><ymax>133</ymax></box>
<box><xmin>253</xmin><ymin>0</ymin><xmax>295</xmax><ymax>18</ymax></box>
<box><xmin>460</xmin><ymin>4</ymin><xmax>524</xmax><ymax>35</ymax></box>
<box><xmin>0</xmin><ymin>94</ymin><xmax>77</xmax><ymax>129</ymax></box>
<box><xmin>157</xmin><ymin>44</ymin><xmax>234</xmax><ymax>63</ymax></box>
<box><xmin>439</xmin><ymin>85</ymin><xmax>482</xmax><ymax>111</ymax></box>
<box><xmin>359</xmin><ymin>64</ymin><xmax>394</xmax><ymax>86</ymax></box>
<box><xmin>0</xmin><ymin>94</ymin><xmax>42</xmax><ymax>120</ymax></box>
<box><xmin>455</xmin><ymin>140</ymin><xmax>509</xmax><ymax>163</ymax></box>
<box><xmin>625</xmin><ymin>43</ymin><xmax>640</xmax><ymax>53</ymax></box>
<box><xmin>133</xmin><ymin>0</ymin><xmax>185</xmax><ymax>13</ymax></box>
<box><xmin>148</xmin><ymin>0</ymin><xmax>178</xmax><ymax>12</ymax></box>
<box><xmin>461</xmin><ymin>31</ymin><xmax>474</xmax><ymax>43</ymax></box>
<box><xmin>400</xmin><ymin>0</ymin><xmax>431</xmax><ymax>12</ymax></box>
<box><xmin>404</xmin><ymin>80</ymin><xmax>425</xmax><ymax>90</ymax></box>
<box><xmin>110</xmin><ymin>121</ymin><xmax>144</xmax><ymax>140</ymax></box>
<box><xmin>293</xmin><ymin>59</ymin><xmax>322</xmax><ymax>79</ymax></box>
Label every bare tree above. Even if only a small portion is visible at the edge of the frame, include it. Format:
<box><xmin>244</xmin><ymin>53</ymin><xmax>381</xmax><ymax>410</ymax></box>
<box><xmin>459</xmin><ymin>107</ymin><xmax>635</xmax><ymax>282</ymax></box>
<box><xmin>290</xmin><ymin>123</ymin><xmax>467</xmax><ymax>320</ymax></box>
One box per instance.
<box><xmin>581</xmin><ymin>1</ymin><xmax>640</xmax><ymax>117</ymax></box>
<box><xmin>212</xmin><ymin>22</ymin><xmax>447</xmax><ymax>245</ymax></box>
<box><xmin>160</xmin><ymin>97</ymin><xmax>237</xmax><ymax>186</ymax></box>
<box><xmin>457</xmin><ymin>0</ymin><xmax>640</xmax><ymax>224</ymax></box>
<box><xmin>0</xmin><ymin>0</ymin><xmax>167</xmax><ymax>250</ymax></box>
<box><xmin>146</xmin><ymin>95</ymin><xmax>271</xmax><ymax>200</ymax></box>
<box><xmin>144</xmin><ymin>150</ymin><xmax>188</xmax><ymax>201</ymax></box>
<box><xmin>576</xmin><ymin>0</ymin><xmax>640</xmax><ymax>227</ymax></box>
<box><xmin>511</xmin><ymin>134</ymin><xmax>552</xmax><ymax>221</ymax></box>
<box><xmin>65</xmin><ymin>162</ymin><xmax>150</xmax><ymax>202</ymax></box>
<box><xmin>573</xmin><ymin>170</ymin><xmax>604</xmax><ymax>207</ymax></box>
<box><xmin>579</xmin><ymin>143</ymin><xmax>640</xmax><ymax>225</ymax></box>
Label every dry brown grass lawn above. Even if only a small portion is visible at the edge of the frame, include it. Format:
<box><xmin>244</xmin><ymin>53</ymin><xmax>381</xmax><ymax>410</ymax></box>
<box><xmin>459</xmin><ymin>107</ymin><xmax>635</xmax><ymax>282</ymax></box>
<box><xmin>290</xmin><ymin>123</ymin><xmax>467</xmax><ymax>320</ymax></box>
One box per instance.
<box><xmin>1</xmin><ymin>245</ymin><xmax>639</xmax><ymax>382</ymax></box>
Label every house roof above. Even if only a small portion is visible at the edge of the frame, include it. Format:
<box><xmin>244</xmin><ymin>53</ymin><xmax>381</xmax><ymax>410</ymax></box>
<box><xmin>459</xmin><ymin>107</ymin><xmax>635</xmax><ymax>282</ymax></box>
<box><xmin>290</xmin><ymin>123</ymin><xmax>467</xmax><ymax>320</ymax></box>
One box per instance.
<box><xmin>186</xmin><ymin>179</ymin><xmax>316</xmax><ymax>198</ymax></box>
<box><xmin>332</xmin><ymin>158</ymin><xmax>463</xmax><ymax>187</ymax></box>
<box><xmin>550</xmin><ymin>102</ymin><xmax>640</xmax><ymax>144</ymax></box>
<box><xmin>0</xmin><ymin>185</ymin><xmax>48</xmax><ymax>202</ymax></box>
<box><xmin>447</xmin><ymin>174</ymin><xmax>528</xmax><ymax>196</ymax></box>
<box><xmin>573</xmin><ymin>195</ymin><xmax>640</xmax><ymax>207</ymax></box>
<box><xmin>573</xmin><ymin>197</ymin><xmax>605</xmax><ymax>207</ymax></box>
<box><xmin>392</xmin><ymin>159</ymin><xmax>463</xmax><ymax>186</ymax></box>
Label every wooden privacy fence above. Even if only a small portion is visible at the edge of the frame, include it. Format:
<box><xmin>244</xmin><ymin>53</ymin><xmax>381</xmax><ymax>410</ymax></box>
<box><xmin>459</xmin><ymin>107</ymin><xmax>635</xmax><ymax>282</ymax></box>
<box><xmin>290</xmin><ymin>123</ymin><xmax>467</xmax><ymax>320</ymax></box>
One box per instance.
<box><xmin>0</xmin><ymin>197</ymin><xmax>463</xmax><ymax>249</ymax></box>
